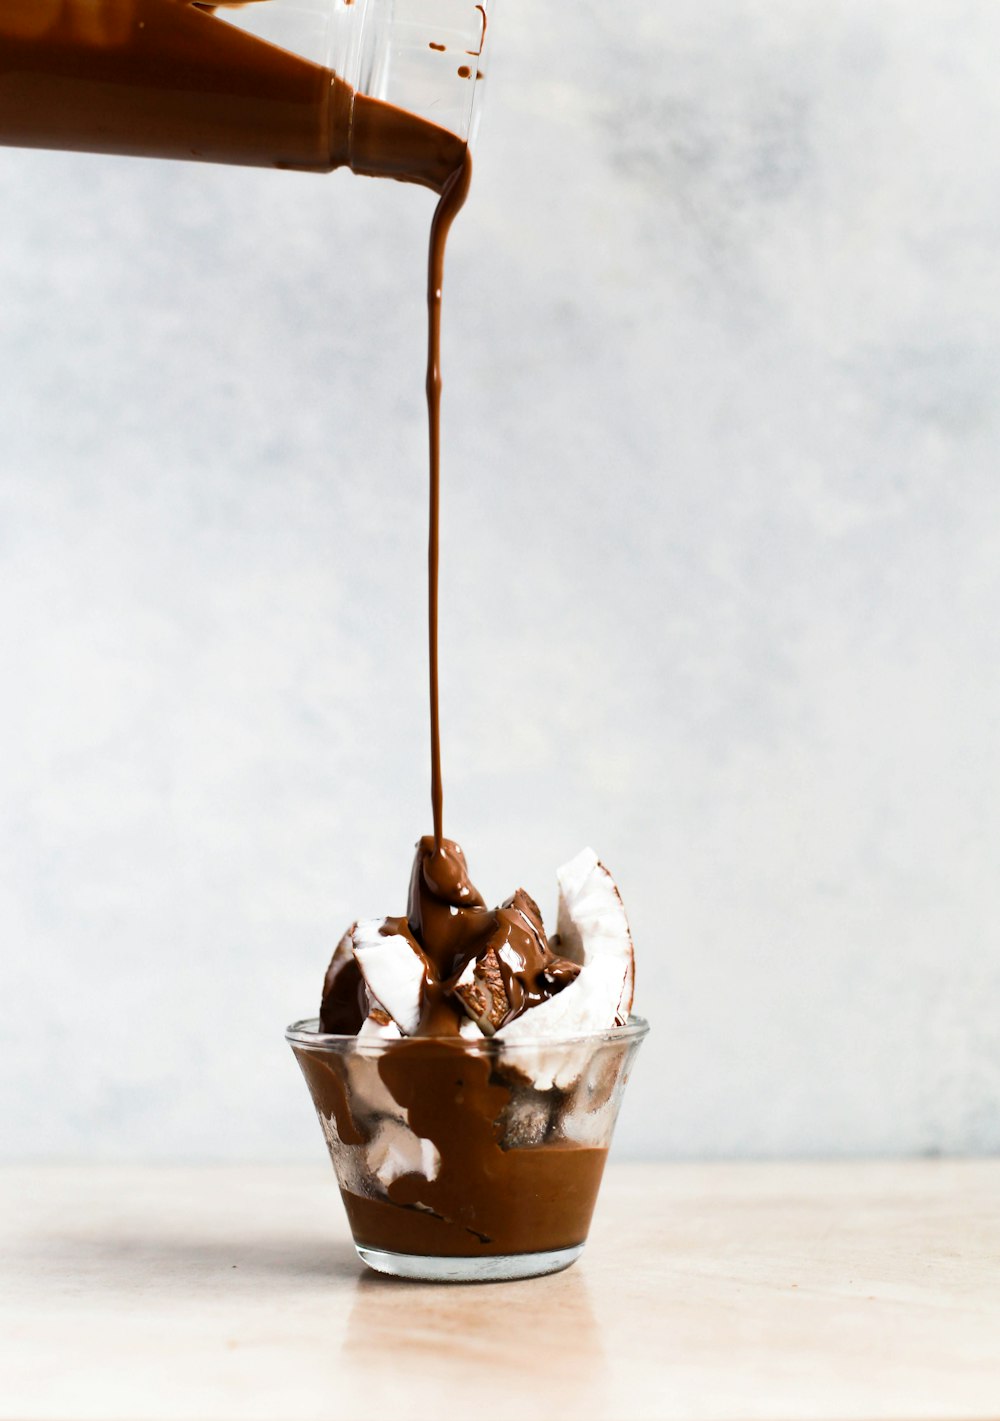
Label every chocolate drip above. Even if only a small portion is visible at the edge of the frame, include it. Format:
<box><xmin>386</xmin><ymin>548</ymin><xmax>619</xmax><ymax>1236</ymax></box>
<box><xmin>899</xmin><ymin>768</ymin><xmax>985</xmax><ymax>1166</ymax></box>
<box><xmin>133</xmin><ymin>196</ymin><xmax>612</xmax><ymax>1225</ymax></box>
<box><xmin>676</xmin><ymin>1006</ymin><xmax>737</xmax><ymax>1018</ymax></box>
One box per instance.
<box><xmin>407</xmin><ymin>834</ymin><xmax>491</xmax><ymax>978</ymax></box>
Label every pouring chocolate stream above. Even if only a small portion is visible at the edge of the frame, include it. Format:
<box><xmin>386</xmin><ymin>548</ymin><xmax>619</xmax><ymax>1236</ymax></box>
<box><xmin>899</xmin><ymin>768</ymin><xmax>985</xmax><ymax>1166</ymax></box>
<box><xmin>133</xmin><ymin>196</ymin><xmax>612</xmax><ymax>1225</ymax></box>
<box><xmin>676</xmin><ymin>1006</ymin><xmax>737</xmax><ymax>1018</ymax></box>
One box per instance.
<box><xmin>2</xmin><ymin>0</ymin><xmax>647</xmax><ymax>1272</ymax></box>
<box><xmin>0</xmin><ymin>0</ymin><xmax>587</xmax><ymax>1035</ymax></box>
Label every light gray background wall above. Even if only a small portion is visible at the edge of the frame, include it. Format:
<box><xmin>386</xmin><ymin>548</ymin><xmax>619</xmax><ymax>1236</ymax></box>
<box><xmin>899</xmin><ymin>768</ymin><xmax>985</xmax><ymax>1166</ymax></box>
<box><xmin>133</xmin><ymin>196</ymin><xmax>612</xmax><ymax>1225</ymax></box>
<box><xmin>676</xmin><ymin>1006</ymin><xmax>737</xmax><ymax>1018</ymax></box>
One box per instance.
<box><xmin>2</xmin><ymin>0</ymin><xmax>999</xmax><ymax>1162</ymax></box>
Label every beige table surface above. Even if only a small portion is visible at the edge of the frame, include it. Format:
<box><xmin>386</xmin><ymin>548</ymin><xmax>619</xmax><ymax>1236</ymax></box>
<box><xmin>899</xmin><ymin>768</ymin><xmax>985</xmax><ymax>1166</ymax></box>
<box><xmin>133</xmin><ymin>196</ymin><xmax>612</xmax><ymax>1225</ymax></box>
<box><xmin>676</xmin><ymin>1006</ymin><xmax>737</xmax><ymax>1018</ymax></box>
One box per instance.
<box><xmin>2</xmin><ymin>1161</ymin><xmax>999</xmax><ymax>1421</ymax></box>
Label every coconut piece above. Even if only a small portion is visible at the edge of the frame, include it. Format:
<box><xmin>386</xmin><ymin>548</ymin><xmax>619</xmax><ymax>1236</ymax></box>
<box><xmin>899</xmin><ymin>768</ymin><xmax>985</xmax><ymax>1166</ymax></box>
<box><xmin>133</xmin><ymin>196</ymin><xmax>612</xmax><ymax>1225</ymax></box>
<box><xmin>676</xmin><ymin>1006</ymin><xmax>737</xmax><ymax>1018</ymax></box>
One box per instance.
<box><xmin>556</xmin><ymin>846</ymin><xmax>635</xmax><ymax>1023</ymax></box>
<box><xmin>367</xmin><ymin>1119</ymin><xmax>441</xmax><ymax>1187</ymax></box>
<box><xmin>319</xmin><ymin>926</ymin><xmax>369</xmax><ymax>1034</ymax></box>
<box><xmin>451</xmin><ymin>947</ymin><xmax>509</xmax><ymax>1036</ymax></box>
<box><xmin>498</xmin><ymin>954</ymin><xmax>627</xmax><ymax>1040</ymax></box>
<box><xmin>494</xmin><ymin>848</ymin><xmax>635</xmax><ymax>1088</ymax></box>
<box><xmin>352</xmin><ymin>918</ymin><xmax>432</xmax><ymax>1037</ymax></box>
<box><xmin>356</xmin><ymin>1010</ymin><xmax>402</xmax><ymax>1048</ymax></box>
<box><xmin>500</xmin><ymin>1085</ymin><xmax>560</xmax><ymax>1149</ymax></box>
<box><xmin>557</xmin><ymin>1041</ymin><xmax>629</xmax><ymax>1146</ymax></box>
<box><xmin>497</xmin><ymin>847</ymin><xmax>635</xmax><ymax>1042</ymax></box>
<box><xmin>494</xmin><ymin>960</ymin><xmax>626</xmax><ymax>1088</ymax></box>
<box><xmin>345</xmin><ymin>1011</ymin><xmax>406</xmax><ymax>1124</ymax></box>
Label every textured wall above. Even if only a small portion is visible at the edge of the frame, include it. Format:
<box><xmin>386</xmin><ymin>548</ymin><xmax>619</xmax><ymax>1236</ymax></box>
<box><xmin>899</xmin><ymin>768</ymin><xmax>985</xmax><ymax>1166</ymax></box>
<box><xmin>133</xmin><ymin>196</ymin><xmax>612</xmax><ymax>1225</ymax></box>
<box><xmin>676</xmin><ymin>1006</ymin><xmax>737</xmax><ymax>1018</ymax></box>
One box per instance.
<box><xmin>2</xmin><ymin>0</ymin><xmax>999</xmax><ymax>1161</ymax></box>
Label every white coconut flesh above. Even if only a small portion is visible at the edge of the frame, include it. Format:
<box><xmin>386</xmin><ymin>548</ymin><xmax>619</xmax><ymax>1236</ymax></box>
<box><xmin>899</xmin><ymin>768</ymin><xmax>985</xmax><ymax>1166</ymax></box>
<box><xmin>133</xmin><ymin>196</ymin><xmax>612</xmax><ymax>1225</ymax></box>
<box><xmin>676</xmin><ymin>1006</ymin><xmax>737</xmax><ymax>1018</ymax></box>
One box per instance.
<box><xmin>555</xmin><ymin>846</ymin><xmax>635</xmax><ymax>1023</ymax></box>
<box><xmin>352</xmin><ymin>919</ymin><xmax>430</xmax><ymax>1038</ymax></box>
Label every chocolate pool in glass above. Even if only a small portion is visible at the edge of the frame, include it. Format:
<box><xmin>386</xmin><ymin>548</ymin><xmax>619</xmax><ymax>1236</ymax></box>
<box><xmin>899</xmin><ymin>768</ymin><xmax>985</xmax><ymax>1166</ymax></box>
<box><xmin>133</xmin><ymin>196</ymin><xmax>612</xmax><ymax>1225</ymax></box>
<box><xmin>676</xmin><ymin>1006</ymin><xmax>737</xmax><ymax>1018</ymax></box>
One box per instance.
<box><xmin>287</xmin><ymin>1015</ymin><xmax>648</xmax><ymax>1282</ymax></box>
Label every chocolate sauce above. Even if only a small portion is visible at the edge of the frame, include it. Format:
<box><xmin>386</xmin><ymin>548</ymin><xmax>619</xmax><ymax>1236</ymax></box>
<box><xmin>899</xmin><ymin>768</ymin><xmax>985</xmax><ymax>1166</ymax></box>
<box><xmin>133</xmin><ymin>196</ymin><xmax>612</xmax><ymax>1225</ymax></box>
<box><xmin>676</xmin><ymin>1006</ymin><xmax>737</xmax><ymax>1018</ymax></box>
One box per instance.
<box><xmin>392</xmin><ymin>835</ymin><xmax>581</xmax><ymax>1035</ymax></box>
<box><xmin>347</xmin><ymin>1140</ymin><xmax>609</xmax><ymax>1256</ymax></box>
<box><xmin>425</xmin><ymin>153</ymin><xmax>472</xmax><ymax>845</ymax></box>
<box><xmin>293</xmin><ymin>1038</ymin><xmax>616</xmax><ymax>1256</ymax></box>
<box><xmin>318</xmin><ymin>929</ymin><xmax>368</xmax><ymax>1035</ymax></box>
<box><xmin>320</xmin><ymin>833</ymin><xmax>580</xmax><ymax>1039</ymax></box>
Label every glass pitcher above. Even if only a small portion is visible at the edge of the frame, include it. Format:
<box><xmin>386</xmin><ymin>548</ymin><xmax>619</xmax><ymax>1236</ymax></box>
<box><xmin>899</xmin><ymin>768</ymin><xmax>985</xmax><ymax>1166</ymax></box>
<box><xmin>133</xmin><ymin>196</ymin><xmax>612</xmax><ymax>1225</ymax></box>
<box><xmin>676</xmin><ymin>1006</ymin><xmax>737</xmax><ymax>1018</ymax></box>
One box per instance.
<box><xmin>0</xmin><ymin>0</ymin><xmax>492</xmax><ymax>187</ymax></box>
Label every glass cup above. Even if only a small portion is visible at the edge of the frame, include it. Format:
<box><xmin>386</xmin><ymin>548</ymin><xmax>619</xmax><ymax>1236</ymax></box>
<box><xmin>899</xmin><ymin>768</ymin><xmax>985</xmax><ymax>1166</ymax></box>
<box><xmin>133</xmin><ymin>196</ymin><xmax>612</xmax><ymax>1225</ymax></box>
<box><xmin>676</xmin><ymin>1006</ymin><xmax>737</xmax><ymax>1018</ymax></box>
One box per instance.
<box><xmin>286</xmin><ymin>1015</ymin><xmax>649</xmax><ymax>1282</ymax></box>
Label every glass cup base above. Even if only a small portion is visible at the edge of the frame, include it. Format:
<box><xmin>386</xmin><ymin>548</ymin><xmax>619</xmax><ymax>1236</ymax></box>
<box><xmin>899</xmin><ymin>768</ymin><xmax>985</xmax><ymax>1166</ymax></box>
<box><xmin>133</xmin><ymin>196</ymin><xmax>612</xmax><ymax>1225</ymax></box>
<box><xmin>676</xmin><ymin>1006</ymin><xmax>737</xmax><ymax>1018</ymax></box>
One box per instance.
<box><xmin>354</xmin><ymin>1243</ymin><xmax>585</xmax><ymax>1283</ymax></box>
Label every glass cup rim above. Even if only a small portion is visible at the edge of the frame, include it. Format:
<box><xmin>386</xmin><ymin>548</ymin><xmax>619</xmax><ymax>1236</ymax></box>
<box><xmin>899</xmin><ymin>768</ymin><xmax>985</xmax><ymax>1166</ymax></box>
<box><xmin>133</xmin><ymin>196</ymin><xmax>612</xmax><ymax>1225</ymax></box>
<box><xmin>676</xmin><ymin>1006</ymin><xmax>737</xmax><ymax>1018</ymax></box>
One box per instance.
<box><xmin>285</xmin><ymin>1012</ymin><xmax>650</xmax><ymax>1054</ymax></box>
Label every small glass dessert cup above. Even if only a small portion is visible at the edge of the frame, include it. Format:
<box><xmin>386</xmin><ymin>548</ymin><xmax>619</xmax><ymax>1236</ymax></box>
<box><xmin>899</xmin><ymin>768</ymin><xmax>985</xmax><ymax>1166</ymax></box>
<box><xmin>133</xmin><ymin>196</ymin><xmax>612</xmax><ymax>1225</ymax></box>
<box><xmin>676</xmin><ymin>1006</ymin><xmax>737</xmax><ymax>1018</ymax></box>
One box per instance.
<box><xmin>286</xmin><ymin>1015</ymin><xmax>648</xmax><ymax>1282</ymax></box>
